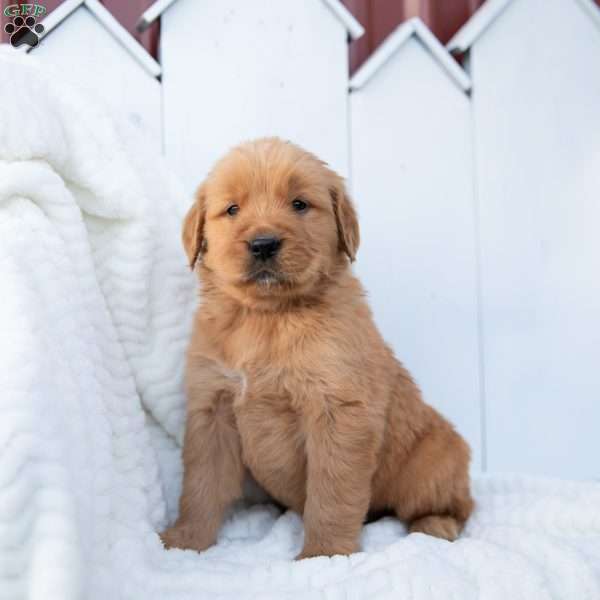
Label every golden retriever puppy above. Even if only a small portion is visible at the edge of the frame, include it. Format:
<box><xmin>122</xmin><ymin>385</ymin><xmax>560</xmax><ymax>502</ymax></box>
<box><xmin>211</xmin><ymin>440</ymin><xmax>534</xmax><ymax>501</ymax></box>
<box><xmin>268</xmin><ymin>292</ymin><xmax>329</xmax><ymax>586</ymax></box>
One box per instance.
<box><xmin>161</xmin><ymin>138</ymin><xmax>473</xmax><ymax>559</ymax></box>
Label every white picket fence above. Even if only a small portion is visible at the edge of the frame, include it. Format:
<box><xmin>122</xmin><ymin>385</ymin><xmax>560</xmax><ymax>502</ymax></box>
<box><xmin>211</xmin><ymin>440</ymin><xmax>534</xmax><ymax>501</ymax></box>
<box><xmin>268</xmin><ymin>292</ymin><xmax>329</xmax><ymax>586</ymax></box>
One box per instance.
<box><xmin>28</xmin><ymin>0</ymin><xmax>600</xmax><ymax>479</ymax></box>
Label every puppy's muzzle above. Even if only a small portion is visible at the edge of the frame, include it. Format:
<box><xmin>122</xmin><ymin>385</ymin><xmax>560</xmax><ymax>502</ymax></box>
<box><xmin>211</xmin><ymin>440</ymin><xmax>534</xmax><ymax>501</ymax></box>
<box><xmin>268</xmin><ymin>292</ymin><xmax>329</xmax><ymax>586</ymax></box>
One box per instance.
<box><xmin>248</xmin><ymin>236</ymin><xmax>281</xmax><ymax>262</ymax></box>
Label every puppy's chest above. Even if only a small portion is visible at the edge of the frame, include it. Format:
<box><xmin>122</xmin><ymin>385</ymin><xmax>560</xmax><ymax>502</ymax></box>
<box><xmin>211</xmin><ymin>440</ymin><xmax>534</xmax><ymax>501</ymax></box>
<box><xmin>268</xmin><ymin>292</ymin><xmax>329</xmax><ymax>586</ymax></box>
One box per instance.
<box><xmin>232</xmin><ymin>369</ymin><xmax>309</xmax><ymax>510</ymax></box>
<box><xmin>215</xmin><ymin>315</ymin><xmax>325</xmax><ymax>490</ymax></box>
<box><xmin>217</xmin><ymin>311</ymin><xmax>325</xmax><ymax>380</ymax></box>
<box><xmin>207</xmin><ymin>307</ymin><xmax>356</xmax><ymax>415</ymax></box>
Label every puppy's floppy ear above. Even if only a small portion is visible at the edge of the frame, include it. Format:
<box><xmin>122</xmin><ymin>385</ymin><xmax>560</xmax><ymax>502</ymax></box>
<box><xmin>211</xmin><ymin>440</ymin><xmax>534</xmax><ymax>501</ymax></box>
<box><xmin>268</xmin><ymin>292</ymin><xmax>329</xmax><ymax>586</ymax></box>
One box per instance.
<box><xmin>182</xmin><ymin>184</ymin><xmax>207</xmax><ymax>269</ymax></box>
<box><xmin>329</xmin><ymin>174</ymin><xmax>360</xmax><ymax>262</ymax></box>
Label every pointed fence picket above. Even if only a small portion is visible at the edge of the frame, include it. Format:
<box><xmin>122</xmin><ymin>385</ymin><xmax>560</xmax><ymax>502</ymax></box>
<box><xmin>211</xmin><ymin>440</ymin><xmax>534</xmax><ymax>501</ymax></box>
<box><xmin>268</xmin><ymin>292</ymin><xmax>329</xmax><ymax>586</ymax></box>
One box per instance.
<box><xmin>350</xmin><ymin>19</ymin><xmax>483</xmax><ymax>470</ymax></box>
<box><xmin>449</xmin><ymin>0</ymin><xmax>600</xmax><ymax>479</ymax></box>
<box><xmin>30</xmin><ymin>0</ymin><xmax>162</xmax><ymax>151</ymax></box>
<box><xmin>154</xmin><ymin>0</ymin><xmax>361</xmax><ymax>195</ymax></box>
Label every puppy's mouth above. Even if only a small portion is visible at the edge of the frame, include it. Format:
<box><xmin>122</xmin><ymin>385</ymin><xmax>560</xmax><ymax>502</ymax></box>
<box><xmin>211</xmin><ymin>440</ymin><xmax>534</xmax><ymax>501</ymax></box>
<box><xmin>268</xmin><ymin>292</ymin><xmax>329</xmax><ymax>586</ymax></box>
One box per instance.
<box><xmin>245</xmin><ymin>267</ymin><xmax>287</xmax><ymax>286</ymax></box>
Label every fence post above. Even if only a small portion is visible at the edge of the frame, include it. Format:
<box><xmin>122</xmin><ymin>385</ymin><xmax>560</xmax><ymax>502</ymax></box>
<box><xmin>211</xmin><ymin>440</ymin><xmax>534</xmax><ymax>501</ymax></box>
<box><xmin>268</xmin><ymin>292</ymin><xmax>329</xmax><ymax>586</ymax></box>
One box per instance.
<box><xmin>154</xmin><ymin>0</ymin><xmax>362</xmax><ymax>197</ymax></box>
<box><xmin>449</xmin><ymin>0</ymin><xmax>600</xmax><ymax>478</ymax></box>
<box><xmin>31</xmin><ymin>0</ymin><xmax>162</xmax><ymax>152</ymax></box>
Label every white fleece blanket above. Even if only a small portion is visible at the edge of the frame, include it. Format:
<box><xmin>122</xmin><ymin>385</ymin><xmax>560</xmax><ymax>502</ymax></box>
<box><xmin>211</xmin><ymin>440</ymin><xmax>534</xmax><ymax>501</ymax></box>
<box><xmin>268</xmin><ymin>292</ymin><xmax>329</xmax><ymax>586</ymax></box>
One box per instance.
<box><xmin>1</xmin><ymin>49</ymin><xmax>600</xmax><ymax>600</ymax></box>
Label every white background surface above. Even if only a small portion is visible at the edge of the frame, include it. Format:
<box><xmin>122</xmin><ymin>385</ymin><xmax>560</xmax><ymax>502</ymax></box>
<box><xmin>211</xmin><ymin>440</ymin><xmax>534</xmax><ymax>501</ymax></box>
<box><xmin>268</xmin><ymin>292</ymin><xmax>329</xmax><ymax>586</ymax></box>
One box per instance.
<box><xmin>28</xmin><ymin>0</ymin><xmax>600</xmax><ymax>479</ymax></box>
<box><xmin>467</xmin><ymin>0</ymin><xmax>600</xmax><ymax>477</ymax></box>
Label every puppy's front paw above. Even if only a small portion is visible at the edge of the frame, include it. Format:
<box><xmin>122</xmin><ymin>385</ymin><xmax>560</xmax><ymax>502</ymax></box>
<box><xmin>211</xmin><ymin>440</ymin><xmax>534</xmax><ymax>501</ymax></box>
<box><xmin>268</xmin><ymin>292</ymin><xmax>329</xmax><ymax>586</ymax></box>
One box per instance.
<box><xmin>295</xmin><ymin>548</ymin><xmax>319</xmax><ymax>561</ymax></box>
<box><xmin>296</xmin><ymin>540</ymin><xmax>359</xmax><ymax>560</ymax></box>
<box><xmin>160</xmin><ymin>523</ymin><xmax>214</xmax><ymax>552</ymax></box>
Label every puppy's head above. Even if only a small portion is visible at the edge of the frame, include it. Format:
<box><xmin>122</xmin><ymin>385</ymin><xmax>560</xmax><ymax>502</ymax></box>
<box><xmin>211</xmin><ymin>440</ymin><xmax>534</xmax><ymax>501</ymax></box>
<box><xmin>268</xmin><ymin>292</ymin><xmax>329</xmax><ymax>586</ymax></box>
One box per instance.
<box><xmin>183</xmin><ymin>138</ymin><xmax>359</xmax><ymax>305</ymax></box>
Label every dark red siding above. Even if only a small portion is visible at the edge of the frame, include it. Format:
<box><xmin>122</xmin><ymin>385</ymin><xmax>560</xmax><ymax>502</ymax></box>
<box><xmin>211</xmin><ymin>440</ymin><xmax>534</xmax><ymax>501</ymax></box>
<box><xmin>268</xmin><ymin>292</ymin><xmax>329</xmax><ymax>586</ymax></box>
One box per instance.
<box><xmin>342</xmin><ymin>0</ymin><xmax>600</xmax><ymax>73</ymax></box>
<box><xmin>3</xmin><ymin>0</ymin><xmax>600</xmax><ymax>72</ymax></box>
<box><xmin>342</xmin><ymin>0</ymin><xmax>486</xmax><ymax>73</ymax></box>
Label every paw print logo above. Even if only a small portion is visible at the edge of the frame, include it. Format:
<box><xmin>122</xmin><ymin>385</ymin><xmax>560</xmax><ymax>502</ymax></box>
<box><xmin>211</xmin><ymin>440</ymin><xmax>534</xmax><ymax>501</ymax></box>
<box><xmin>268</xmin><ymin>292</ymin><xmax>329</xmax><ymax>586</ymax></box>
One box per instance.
<box><xmin>4</xmin><ymin>15</ymin><xmax>44</xmax><ymax>48</ymax></box>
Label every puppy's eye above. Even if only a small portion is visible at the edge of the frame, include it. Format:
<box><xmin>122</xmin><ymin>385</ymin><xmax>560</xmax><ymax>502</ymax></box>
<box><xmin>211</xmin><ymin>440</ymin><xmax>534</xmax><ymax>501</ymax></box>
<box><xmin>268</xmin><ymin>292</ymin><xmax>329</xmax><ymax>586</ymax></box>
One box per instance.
<box><xmin>226</xmin><ymin>204</ymin><xmax>239</xmax><ymax>216</ymax></box>
<box><xmin>292</xmin><ymin>198</ymin><xmax>308</xmax><ymax>213</ymax></box>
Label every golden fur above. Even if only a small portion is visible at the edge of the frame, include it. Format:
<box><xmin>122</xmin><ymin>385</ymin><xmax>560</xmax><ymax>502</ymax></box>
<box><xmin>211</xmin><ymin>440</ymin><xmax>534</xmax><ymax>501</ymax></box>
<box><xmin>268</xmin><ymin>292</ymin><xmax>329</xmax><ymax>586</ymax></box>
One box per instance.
<box><xmin>161</xmin><ymin>138</ymin><xmax>473</xmax><ymax>559</ymax></box>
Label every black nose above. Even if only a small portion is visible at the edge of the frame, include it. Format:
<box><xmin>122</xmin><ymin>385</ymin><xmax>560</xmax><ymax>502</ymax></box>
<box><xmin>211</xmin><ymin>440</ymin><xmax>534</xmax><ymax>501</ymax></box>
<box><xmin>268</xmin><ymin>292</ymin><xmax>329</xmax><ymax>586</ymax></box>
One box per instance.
<box><xmin>249</xmin><ymin>236</ymin><xmax>281</xmax><ymax>261</ymax></box>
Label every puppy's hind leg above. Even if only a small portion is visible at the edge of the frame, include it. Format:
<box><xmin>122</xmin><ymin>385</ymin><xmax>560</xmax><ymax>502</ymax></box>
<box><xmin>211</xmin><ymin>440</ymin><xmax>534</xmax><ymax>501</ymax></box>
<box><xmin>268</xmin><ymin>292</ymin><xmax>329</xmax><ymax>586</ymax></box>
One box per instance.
<box><xmin>394</xmin><ymin>426</ymin><xmax>474</xmax><ymax>542</ymax></box>
<box><xmin>409</xmin><ymin>515</ymin><xmax>461</xmax><ymax>541</ymax></box>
